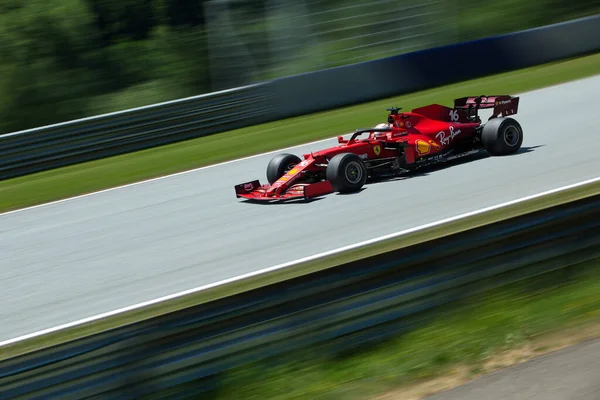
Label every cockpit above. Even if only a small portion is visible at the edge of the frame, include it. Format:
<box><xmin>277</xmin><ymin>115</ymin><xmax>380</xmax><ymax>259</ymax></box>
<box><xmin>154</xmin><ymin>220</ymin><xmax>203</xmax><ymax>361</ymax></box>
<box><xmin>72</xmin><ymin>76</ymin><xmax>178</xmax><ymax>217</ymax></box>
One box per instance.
<box><xmin>369</xmin><ymin>123</ymin><xmax>391</xmax><ymax>139</ymax></box>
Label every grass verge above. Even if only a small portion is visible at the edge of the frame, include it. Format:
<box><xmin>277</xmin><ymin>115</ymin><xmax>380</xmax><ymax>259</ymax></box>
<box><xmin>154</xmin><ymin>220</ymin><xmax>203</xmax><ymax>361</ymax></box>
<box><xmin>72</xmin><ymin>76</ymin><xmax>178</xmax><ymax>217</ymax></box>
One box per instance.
<box><xmin>1</xmin><ymin>52</ymin><xmax>600</xmax><ymax>213</ymax></box>
<box><xmin>199</xmin><ymin>259</ymin><xmax>600</xmax><ymax>400</ymax></box>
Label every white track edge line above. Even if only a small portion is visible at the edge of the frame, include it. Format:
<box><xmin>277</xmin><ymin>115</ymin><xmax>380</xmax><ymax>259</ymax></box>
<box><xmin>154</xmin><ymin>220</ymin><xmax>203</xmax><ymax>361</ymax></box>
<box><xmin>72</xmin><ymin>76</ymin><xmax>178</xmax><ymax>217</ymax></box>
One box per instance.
<box><xmin>0</xmin><ymin>135</ymin><xmax>339</xmax><ymax>216</ymax></box>
<box><xmin>1</xmin><ymin>175</ymin><xmax>599</xmax><ymax>348</ymax></box>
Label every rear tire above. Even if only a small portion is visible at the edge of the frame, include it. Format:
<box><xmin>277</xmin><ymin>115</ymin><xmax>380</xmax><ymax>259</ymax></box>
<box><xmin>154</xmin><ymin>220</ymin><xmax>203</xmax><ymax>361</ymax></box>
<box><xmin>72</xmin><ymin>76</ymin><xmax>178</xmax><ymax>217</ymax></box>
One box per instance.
<box><xmin>481</xmin><ymin>117</ymin><xmax>523</xmax><ymax>156</ymax></box>
<box><xmin>266</xmin><ymin>153</ymin><xmax>301</xmax><ymax>184</ymax></box>
<box><xmin>326</xmin><ymin>153</ymin><xmax>367</xmax><ymax>193</ymax></box>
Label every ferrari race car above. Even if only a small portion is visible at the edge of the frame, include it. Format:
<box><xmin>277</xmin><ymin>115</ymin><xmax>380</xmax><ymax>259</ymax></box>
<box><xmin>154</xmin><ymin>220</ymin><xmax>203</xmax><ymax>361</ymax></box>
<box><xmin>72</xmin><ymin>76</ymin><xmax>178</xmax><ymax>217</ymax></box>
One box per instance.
<box><xmin>235</xmin><ymin>95</ymin><xmax>522</xmax><ymax>202</ymax></box>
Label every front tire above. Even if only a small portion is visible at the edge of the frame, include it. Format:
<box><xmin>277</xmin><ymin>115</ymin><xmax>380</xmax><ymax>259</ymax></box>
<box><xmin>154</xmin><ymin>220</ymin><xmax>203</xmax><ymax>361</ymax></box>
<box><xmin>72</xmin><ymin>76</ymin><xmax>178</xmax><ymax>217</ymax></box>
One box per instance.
<box><xmin>481</xmin><ymin>117</ymin><xmax>523</xmax><ymax>156</ymax></box>
<box><xmin>266</xmin><ymin>153</ymin><xmax>301</xmax><ymax>184</ymax></box>
<box><xmin>326</xmin><ymin>153</ymin><xmax>367</xmax><ymax>193</ymax></box>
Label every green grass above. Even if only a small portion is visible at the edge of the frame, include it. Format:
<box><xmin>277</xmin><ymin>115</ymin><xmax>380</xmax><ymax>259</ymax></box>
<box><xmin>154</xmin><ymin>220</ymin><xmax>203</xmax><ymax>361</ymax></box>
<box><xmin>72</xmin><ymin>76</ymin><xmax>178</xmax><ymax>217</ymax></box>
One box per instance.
<box><xmin>197</xmin><ymin>260</ymin><xmax>600</xmax><ymax>400</ymax></box>
<box><xmin>1</xmin><ymin>52</ymin><xmax>600</xmax><ymax>213</ymax></box>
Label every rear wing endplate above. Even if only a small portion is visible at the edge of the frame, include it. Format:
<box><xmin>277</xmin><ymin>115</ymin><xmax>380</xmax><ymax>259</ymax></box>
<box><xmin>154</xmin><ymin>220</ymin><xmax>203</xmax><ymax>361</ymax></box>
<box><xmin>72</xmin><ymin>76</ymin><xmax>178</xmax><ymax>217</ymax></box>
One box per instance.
<box><xmin>454</xmin><ymin>95</ymin><xmax>519</xmax><ymax>119</ymax></box>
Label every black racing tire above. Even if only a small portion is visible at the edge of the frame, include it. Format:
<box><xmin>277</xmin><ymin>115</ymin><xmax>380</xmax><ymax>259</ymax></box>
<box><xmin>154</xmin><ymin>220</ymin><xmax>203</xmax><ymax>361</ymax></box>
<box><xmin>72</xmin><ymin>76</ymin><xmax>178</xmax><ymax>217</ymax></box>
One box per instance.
<box><xmin>266</xmin><ymin>153</ymin><xmax>301</xmax><ymax>184</ymax></box>
<box><xmin>481</xmin><ymin>117</ymin><xmax>523</xmax><ymax>156</ymax></box>
<box><xmin>326</xmin><ymin>153</ymin><xmax>367</xmax><ymax>193</ymax></box>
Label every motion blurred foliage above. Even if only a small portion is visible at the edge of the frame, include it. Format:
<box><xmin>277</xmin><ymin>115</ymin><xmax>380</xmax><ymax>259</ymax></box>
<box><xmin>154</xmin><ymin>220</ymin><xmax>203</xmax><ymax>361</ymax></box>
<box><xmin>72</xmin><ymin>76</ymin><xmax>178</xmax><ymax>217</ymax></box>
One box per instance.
<box><xmin>0</xmin><ymin>0</ymin><xmax>598</xmax><ymax>133</ymax></box>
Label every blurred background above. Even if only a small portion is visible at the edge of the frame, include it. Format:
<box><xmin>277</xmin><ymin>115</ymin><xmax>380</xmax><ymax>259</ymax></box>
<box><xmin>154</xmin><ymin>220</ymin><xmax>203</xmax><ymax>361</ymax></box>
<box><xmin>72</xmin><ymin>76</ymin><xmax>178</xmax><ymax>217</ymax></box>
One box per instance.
<box><xmin>0</xmin><ymin>0</ymin><xmax>598</xmax><ymax>134</ymax></box>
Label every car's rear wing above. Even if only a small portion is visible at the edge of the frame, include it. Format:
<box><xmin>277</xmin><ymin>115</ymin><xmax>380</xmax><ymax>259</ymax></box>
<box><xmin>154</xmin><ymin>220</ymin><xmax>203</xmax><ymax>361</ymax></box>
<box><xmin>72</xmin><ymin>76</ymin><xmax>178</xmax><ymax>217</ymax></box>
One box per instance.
<box><xmin>454</xmin><ymin>95</ymin><xmax>519</xmax><ymax>119</ymax></box>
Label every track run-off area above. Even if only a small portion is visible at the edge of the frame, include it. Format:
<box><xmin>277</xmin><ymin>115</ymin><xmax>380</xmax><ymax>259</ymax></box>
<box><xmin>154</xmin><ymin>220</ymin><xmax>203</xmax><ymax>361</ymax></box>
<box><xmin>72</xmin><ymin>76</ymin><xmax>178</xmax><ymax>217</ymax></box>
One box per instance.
<box><xmin>1</xmin><ymin>75</ymin><xmax>600</xmax><ymax>344</ymax></box>
<box><xmin>426</xmin><ymin>336</ymin><xmax>600</xmax><ymax>400</ymax></box>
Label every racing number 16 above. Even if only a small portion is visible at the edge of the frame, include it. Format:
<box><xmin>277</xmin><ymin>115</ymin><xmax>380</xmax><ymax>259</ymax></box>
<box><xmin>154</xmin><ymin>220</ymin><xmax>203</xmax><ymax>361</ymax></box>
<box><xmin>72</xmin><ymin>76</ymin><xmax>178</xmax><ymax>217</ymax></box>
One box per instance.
<box><xmin>449</xmin><ymin>109</ymin><xmax>459</xmax><ymax>121</ymax></box>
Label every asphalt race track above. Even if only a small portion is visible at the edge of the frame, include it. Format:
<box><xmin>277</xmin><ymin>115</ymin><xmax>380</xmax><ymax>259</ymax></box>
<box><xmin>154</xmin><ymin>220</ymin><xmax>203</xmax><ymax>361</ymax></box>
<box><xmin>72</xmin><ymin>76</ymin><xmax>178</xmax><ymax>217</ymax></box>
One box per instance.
<box><xmin>1</xmin><ymin>75</ymin><xmax>600</xmax><ymax>343</ymax></box>
<box><xmin>426</xmin><ymin>337</ymin><xmax>600</xmax><ymax>400</ymax></box>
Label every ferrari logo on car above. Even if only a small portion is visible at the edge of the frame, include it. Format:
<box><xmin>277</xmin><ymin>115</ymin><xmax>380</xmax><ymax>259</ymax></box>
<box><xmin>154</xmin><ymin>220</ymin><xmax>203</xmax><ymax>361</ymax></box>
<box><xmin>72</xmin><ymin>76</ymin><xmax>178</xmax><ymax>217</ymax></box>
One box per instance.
<box><xmin>373</xmin><ymin>145</ymin><xmax>381</xmax><ymax>156</ymax></box>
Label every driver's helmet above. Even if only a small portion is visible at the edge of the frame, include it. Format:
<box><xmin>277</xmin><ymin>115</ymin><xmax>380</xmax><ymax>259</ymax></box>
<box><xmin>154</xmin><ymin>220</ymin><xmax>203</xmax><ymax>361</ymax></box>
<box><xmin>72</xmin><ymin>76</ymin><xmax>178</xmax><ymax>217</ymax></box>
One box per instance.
<box><xmin>371</xmin><ymin>123</ymin><xmax>390</xmax><ymax>138</ymax></box>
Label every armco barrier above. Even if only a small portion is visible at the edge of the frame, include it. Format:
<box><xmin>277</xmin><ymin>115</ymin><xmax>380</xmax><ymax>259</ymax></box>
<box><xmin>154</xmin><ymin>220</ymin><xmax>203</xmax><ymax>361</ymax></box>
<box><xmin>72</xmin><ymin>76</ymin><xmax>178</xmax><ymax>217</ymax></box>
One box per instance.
<box><xmin>1</xmin><ymin>185</ymin><xmax>599</xmax><ymax>399</ymax></box>
<box><xmin>270</xmin><ymin>14</ymin><xmax>600</xmax><ymax>119</ymax></box>
<box><xmin>0</xmin><ymin>83</ymin><xmax>272</xmax><ymax>180</ymax></box>
<box><xmin>1</xmin><ymin>15</ymin><xmax>599</xmax><ymax>180</ymax></box>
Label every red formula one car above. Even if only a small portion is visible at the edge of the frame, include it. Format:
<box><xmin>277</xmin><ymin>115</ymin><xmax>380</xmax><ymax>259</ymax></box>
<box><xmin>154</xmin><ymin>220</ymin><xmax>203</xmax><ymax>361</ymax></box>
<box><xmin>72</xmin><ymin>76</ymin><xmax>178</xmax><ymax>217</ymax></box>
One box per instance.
<box><xmin>235</xmin><ymin>95</ymin><xmax>522</xmax><ymax>202</ymax></box>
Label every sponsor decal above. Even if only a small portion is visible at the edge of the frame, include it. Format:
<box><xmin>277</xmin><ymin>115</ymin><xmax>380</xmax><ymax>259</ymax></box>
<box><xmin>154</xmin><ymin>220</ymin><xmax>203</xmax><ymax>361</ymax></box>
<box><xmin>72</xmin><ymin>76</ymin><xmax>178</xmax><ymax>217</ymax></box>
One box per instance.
<box><xmin>373</xmin><ymin>145</ymin><xmax>381</xmax><ymax>156</ymax></box>
<box><xmin>405</xmin><ymin>120</ymin><xmax>412</xmax><ymax>128</ymax></box>
<box><xmin>415</xmin><ymin>139</ymin><xmax>431</xmax><ymax>156</ymax></box>
<box><xmin>243</xmin><ymin>183</ymin><xmax>254</xmax><ymax>191</ymax></box>
<box><xmin>286</xmin><ymin>168</ymin><xmax>298</xmax><ymax>175</ymax></box>
<box><xmin>435</xmin><ymin>126</ymin><xmax>461</xmax><ymax>146</ymax></box>
<box><xmin>299</xmin><ymin>159</ymin><xmax>310</xmax><ymax>166</ymax></box>
<box><xmin>287</xmin><ymin>184</ymin><xmax>304</xmax><ymax>194</ymax></box>
<box><xmin>359</xmin><ymin>153</ymin><xmax>368</xmax><ymax>159</ymax></box>
<box><xmin>416</xmin><ymin>153</ymin><xmax>446</xmax><ymax>164</ymax></box>
<box><xmin>496</xmin><ymin>99</ymin><xmax>511</xmax><ymax>105</ymax></box>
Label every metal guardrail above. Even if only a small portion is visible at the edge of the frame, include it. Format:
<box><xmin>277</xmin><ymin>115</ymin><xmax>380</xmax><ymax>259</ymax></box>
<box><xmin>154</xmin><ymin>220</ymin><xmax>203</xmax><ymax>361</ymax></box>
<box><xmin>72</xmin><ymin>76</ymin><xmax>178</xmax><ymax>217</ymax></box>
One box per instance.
<box><xmin>1</xmin><ymin>15</ymin><xmax>599</xmax><ymax>180</ymax></box>
<box><xmin>269</xmin><ymin>13</ymin><xmax>600</xmax><ymax>119</ymax></box>
<box><xmin>0</xmin><ymin>84</ymin><xmax>272</xmax><ymax>180</ymax></box>
<box><xmin>1</xmin><ymin>187</ymin><xmax>599</xmax><ymax>399</ymax></box>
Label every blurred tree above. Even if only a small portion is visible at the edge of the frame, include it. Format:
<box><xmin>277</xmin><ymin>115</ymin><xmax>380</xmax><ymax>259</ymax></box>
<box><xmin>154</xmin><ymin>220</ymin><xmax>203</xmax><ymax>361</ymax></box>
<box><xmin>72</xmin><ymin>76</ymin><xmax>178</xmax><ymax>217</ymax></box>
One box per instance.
<box><xmin>149</xmin><ymin>25</ymin><xmax>209</xmax><ymax>94</ymax></box>
<box><xmin>162</xmin><ymin>0</ymin><xmax>204</xmax><ymax>26</ymax></box>
<box><xmin>85</xmin><ymin>0</ymin><xmax>157</xmax><ymax>41</ymax></box>
<box><xmin>454</xmin><ymin>0</ymin><xmax>600</xmax><ymax>41</ymax></box>
<box><xmin>0</xmin><ymin>0</ymin><xmax>598</xmax><ymax>133</ymax></box>
<box><xmin>0</xmin><ymin>0</ymin><xmax>107</xmax><ymax>132</ymax></box>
